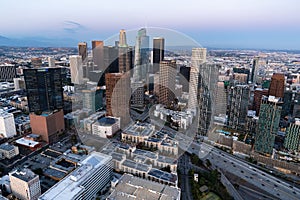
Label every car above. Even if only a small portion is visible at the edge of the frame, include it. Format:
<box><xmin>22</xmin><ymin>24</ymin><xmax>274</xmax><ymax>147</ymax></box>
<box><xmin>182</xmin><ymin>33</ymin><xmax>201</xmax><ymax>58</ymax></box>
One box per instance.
<box><xmin>293</xmin><ymin>191</ymin><xmax>296</xmax><ymax>194</ymax></box>
<box><xmin>261</xmin><ymin>173</ymin><xmax>265</xmax><ymax>176</ymax></box>
<box><xmin>266</xmin><ymin>179</ymin><xmax>270</xmax><ymax>182</ymax></box>
<box><xmin>274</xmin><ymin>184</ymin><xmax>278</xmax><ymax>187</ymax></box>
<box><xmin>289</xmin><ymin>185</ymin><xmax>293</xmax><ymax>188</ymax></box>
<box><xmin>261</xmin><ymin>183</ymin><xmax>265</xmax><ymax>186</ymax></box>
<box><xmin>241</xmin><ymin>170</ymin><xmax>244</xmax><ymax>173</ymax></box>
<box><xmin>224</xmin><ymin>160</ymin><xmax>227</xmax><ymax>163</ymax></box>
<box><xmin>233</xmin><ymin>165</ymin><xmax>236</xmax><ymax>167</ymax></box>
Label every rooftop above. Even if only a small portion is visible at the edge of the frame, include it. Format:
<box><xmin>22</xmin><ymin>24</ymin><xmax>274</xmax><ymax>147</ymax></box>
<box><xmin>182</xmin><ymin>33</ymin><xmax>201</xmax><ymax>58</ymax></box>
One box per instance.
<box><xmin>123</xmin><ymin>122</ymin><xmax>155</xmax><ymax>137</ymax></box>
<box><xmin>94</xmin><ymin>117</ymin><xmax>118</xmax><ymax>126</ymax></box>
<box><xmin>16</xmin><ymin>138</ymin><xmax>40</xmax><ymax>148</ymax></box>
<box><xmin>9</xmin><ymin>168</ymin><xmax>37</xmax><ymax>182</ymax></box>
<box><xmin>0</xmin><ymin>143</ymin><xmax>15</xmax><ymax>151</ymax></box>
<box><xmin>39</xmin><ymin>152</ymin><xmax>111</xmax><ymax>200</ymax></box>
<box><xmin>107</xmin><ymin>174</ymin><xmax>180</xmax><ymax>200</ymax></box>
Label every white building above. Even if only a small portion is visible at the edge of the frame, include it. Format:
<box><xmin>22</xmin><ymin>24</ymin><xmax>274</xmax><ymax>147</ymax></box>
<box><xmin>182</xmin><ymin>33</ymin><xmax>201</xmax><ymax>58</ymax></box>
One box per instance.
<box><xmin>0</xmin><ymin>110</ymin><xmax>16</xmax><ymax>138</ymax></box>
<box><xmin>0</xmin><ymin>143</ymin><xmax>19</xmax><ymax>159</ymax></box>
<box><xmin>69</xmin><ymin>55</ymin><xmax>84</xmax><ymax>85</ymax></box>
<box><xmin>107</xmin><ymin>174</ymin><xmax>180</xmax><ymax>200</ymax></box>
<box><xmin>188</xmin><ymin>48</ymin><xmax>207</xmax><ymax>111</ymax></box>
<box><xmin>92</xmin><ymin>117</ymin><xmax>120</xmax><ymax>138</ymax></box>
<box><xmin>48</xmin><ymin>57</ymin><xmax>55</xmax><ymax>67</ymax></box>
<box><xmin>39</xmin><ymin>152</ymin><xmax>112</xmax><ymax>200</ymax></box>
<box><xmin>9</xmin><ymin>168</ymin><xmax>41</xmax><ymax>200</ymax></box>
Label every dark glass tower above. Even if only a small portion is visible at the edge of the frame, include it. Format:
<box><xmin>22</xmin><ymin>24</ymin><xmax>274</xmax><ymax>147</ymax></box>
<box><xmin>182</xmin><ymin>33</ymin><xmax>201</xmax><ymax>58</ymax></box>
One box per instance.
<box><xmin>24</xmin><ymin>68</ymin><xmax>63</xmax><ymax>113</ymax></box>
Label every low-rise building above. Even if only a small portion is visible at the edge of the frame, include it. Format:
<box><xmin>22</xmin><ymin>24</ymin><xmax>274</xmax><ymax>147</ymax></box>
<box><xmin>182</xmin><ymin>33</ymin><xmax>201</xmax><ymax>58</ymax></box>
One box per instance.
<box><xmin>0</xmin><ymin>143</ymin><xmax>19</xmax><ymax>159</ymax></box>
<box><xmin>92</xmin><ymin>117</ymin><xmax>120</xmax><ymax>138</ymax></box>
<box><xmin>107</xmin><ymin>173</ymin><xmax>180</xmax><ymax>200</ymax></box>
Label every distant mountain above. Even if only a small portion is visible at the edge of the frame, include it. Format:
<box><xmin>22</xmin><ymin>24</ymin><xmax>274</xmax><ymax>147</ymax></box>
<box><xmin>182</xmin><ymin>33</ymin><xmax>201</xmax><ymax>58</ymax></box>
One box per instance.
<box><xmin>0</xmin><ymin>35</ymin><xmax>77</xmax><ymax>47</ymax></box>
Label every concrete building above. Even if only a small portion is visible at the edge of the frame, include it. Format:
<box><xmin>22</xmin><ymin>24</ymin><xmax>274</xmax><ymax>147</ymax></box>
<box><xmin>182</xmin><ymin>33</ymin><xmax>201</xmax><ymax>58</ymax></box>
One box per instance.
<box><xmin>48</xmin><ymin>57</ymin><xmax>55</xmax><ymax>67</ymax></box>
<box><xmin>269</xmin><ymin>73</ymin><xmax>285</xmax><ymax>98</ymax></box>
<box><xmin>0</xmin><ymin>143</ymin><xmax>19</xmax><ymax>159</ymax></box>
<box><xmin>9</xmin><ymin>168</ymin><xmax>41</xmax><ymax>200</ymax></box>
<box><xmin>78</xmin><ymin>42</ymin><xmax>88</xmax><ymax>62</ymax></box>
<box><xmin>121</xmin><ymin>122</ymin><xmax>155</xmax><ymax>143</ymax></box>
<box><xmin>81</xmin><ymin>88</ymin><xmax>103</xmax><ymax>112</ymax></box>
<box><xmin>92</xmin><ymin>117</ymin><xmax>120</xmax><ymax>138</ymax></box>
<box><xmin>107</xmin><ymin>174</ymin><xmax>180</xmax><ymax>200</ymax></box>
<box><xmin>39</xmin><ymin>152</ymin><xmax>112</xmax><ymax>200</ymax></box>
<box><xmin>0</xmin><ymin>110</ymin><xmax>16</xmax><ymax>138</ymax></box>
<box><xmin>92</xmin><ymin>40</ymin><xmax>104</xmax><ymax>71</ymax></box>
<box><xmin>284</xmin><ymin>123</ymin><xmax>300</xmax><ymax>152</ymax></box>
<box><xmin>214</xmin><ymin>81</ymin><xmax>227</xmax><ymax>116</ymax></box>
<box><xmin>253</xmin><ymin>88</ymin><xmax>269</xmax><ymax>115</ymax></box>
<box><xmin>254</xmin><ymin>96</ymin><xmax>282</xmax><ymax>155</ymax></box>
<box><xmin>159</xmin><ymin>60</ymin><xmax>177</xmax><ymax>106</ymax></box>
<box><xmin>30</xmin><ymin>110</ymin><xmax>65</xmax><ymax>144</ymax></box>
<box><xmin>227</xmin><ymin>85</ymin><xmax>250</xmax><ymax>131</ymax></box>
<box><xmin>70</xmin><ymin>55</ymin><xmax>84</xmax><ymax>85</ymax></box>
<box><xmin>188</xmin><ymin>48</ymin><xmax>207</xmax><ymax>111</ymax></box>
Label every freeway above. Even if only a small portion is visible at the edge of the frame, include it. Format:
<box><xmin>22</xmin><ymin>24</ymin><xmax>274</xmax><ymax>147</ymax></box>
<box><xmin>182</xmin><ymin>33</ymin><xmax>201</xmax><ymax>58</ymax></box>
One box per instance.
<box><xmin>189</xmin><ymin>142</ymin><xmax>300</xmax><ymax>200</ymax></box>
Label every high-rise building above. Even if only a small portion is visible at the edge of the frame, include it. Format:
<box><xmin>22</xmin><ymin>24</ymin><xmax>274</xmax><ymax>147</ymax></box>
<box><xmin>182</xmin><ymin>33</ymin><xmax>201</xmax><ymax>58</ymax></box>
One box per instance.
<box><xmin>284</xmin><ymin>123</ymin><xmax>300</xmax><ymax>152</ymax></box>
<box><xmin>233</xmin><ymin>67</ymin><xmax>250</xmax><ymax>83</ymax></box>
<box><xmin>48</xmin><ymin>57</ymin><xmax>55</xmax><ymax>67</ymax></box>
<box><xmin>197</xmin><ymin>63</ymin><xmax>220</xmax><ymax>136</ymax></box>
<box><xmin>119</xmin><ymin>29</ymin><xmax>127</xmax><ymax>47</ymax></box>
<box><xmin>131</xmin><ymin>81</ymin><xmax>144</xmax><ymax>108</ymax></box>
<box><xmin>133</xmin><ymin>28</ymin><xmax>149</xmax><ymax>81</ymax></box>
<box><xmin>104</xmin><ymin>46</ymin><xmax>119</xmax><ymax>73</ymax></box>
<box><xmin>253</xmin><ymin>88</ymin><xmax>269</xmax><ymax>115</ymax></box>
<box><xmin>38</xmin><ymin>152</ymin><xmax>112</xmax><ymax>200</ymax></box>
<box><xmin>31</xmin><ymin>58</ymin><xmax>43</xmax><ymax>68</ymax></box>
<box><xmin>82</xmin><ymin>88</ymin><xmax>103</xmax><ymax>112</ymax></box>
<box><xmin>105</xmin><ymin>73</ymin><xmax>131</xmax><ymax>128</ymax></box>
<box><xmin>227</xmin><ymin>85</ymin><xmax>250</xmax><ymax>131</ymax></box>
<box><xmin>188</xmin><ymin>48</ymin><xmax>207</xmax><ymax>111</ymax></box>
<box><xmin>268</xmin><ymin>73</ymin><xmax>285</xmax><ymax>98</ymax></box>
<box><xmin>254</xmin><ymin>96</ymin><xmax>282</xmax><ymax>155</ymax></box>
<box><xmin>30</xmin><ymin>110</ymin><xmax>65</xmax><ymax>143</ymax></box>
<box><xmin>251</xmin><ymin>57</ymin><xmax>259</xmax><ymax>84</ymax></box>
<box><xmin>214</xmin><ymin>81</ymin><xmax>227</xmax><ymax>116</ymax></box>
<box><xmin>158</xmin><ymin>60</ymin><xmax>177</xmax><ymax>106</ymax></box>
<box><xmin>92</xmin><ymin>40</ymin><xmax>104</xmax><ymax>71</ymax></box>
<box><xmin>70</xmin><ymin>55</ymin><xmax>84</xmax><ymax>85</ymax></box>
<box><xmin>179</xmin><ymin>66</ymin><xmax>191</xmax><ymax>92</ymax></box>
<box><xmin>0</xmin><ymin>64</ymin><xmax>17</xmax><ymax>82</ymax></box>
<box><xmin>9</xmin><ymin>168</ymin><xmax>41</xmax><ymax>200</ymax></box>
<box><xmin>0</xmin><ymin>110</ymin><xmax>17</xmax><ymax>138</ymax></box>
<box><xmin>24</xmin><ymin>68</ymin><xmax>63</xmax><ymax>113</ymax></box>
<box><xmin>152</xmin><ymin>37</ymin><xmax>165</xmax><ymax>73</ymax></box>
<box><xmin>78</xmin><ymin>42</ymin><xmax>88</xmax><ymax>62</ymax></box>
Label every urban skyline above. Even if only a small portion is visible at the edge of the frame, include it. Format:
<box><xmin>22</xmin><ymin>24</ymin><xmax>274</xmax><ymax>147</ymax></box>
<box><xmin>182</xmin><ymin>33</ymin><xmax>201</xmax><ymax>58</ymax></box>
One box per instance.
<box><xmin>0</xmin><ymin>0</ymin><xmax>300</xmax><ymax>49</ymax></box>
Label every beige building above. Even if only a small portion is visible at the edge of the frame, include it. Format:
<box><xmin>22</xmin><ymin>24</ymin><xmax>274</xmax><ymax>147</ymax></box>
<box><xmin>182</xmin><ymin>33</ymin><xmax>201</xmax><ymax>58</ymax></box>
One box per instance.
<box><xmin>0</xmin><ymin>143</ymin><xmax>19</xmax><ymax>159</ymax></box>
<box><xmin>9</xmin><ymin>169</ymin><xmax>41</xmax><ymax>200</ymax></box>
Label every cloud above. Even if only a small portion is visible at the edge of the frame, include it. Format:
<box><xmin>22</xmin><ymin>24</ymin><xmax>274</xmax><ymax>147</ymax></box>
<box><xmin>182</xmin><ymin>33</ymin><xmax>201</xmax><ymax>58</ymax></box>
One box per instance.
<box><xmin>63</xmin><ymin>21</ymin><xmax>86</xmax><ymax>34</ymax></box>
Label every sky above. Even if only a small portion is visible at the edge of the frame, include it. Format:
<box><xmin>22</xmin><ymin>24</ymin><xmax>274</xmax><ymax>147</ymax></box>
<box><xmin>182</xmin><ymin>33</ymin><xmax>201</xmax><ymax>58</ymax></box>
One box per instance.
<box><xmin>0</xmin><ymin>0</ymin><xmax>300</xmax><ymax>49</ymax></box>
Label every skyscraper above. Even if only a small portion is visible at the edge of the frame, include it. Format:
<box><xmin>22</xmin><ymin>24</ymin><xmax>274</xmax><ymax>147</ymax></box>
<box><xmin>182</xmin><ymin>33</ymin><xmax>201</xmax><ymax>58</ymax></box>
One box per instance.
<box><xmin>119</xmin><ymin>29</ymin><xmax>127</xmax><ymax>47</ymax></box>
<box><xmin>24</xmin><ymin>68</ymin><xmax>63</xmax><ymax>113</ymax></box>
<box><xmin>214</xmin><ymin>81</ymin><xmax>227</xmax><ymax>116</ymax></box>
<box><xmin>188</xmin><ymin>48</ymin><xmax>207</xmax><ymax>111</ymax></box>
<box><xmin>254</xmin><ymin>96</ymin><xmax>282</xmax><ymax>155</ymax></box>
<box><xmin>133</xmin><ymin>28</ymin><xmax>150</xmax><ymax>81</ymax></box>
<box><xmin>158</xmin><ymin>60</ymin><xmax>177</xmax><ymax>106</ymax></box>
<box><xmin>152</xmin><ymin>37</ymin><xmax>165</xmax><ymax>73</ymax></box>
<box><xmin>0</xmin><ymin>110</ymin><xmax>17</xmax><ymax>138</ymax></box>
<box><xmin>78</xmin><ymin>42</ymin><xmax>88</xmax><ymax>62</ymax></box>
<box><xmin>69</xmin><ymin>55</ymin><xmax>84</xmax><ymax>85</ymax></box>
<box><xmin>92</xmin><ymin>40</ymin><xmax>104</xmax><ymax>71</ymax></box>
<box><xmin>118</xmin><ymin>30</ymin><xmax>132</xmax><ymax>73</ymax></box>
<box><xmin>9</xmin><ymin>168</ymin><xmax>41</xmax><ymax>200</ymax></box>
<box><xmin>284</xmin><ymin>122</ymin><xmax>300</xmax><ymax>152</ymax></box>
<box><xmin>251</xmin><ymin>57</ymin><xmax>259</xmax><ymax>84</ymax></box>
<box><xmin>227</xmin><ymin>85</ymin><xmax>250</xmax><ymax>131</ymax></box>
<box><xmin>253</xmin><ymin>88</ymin><xmax>269</xmax><ymax>115</ymax></box>
<box><xmin>268</xmin><ymin>73</ymin><xmax>285</xmax><ymax>98</ymax></box>
<box><xmin>105</xmin><ymin>73</ymin><xmax>131</xmax><ymax>128</ymax></box>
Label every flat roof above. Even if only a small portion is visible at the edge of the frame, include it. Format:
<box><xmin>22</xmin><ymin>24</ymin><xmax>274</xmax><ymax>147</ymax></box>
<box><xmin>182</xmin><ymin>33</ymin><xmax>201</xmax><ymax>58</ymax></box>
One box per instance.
<box><xmin>16</xmin><ymin>138</ymin><xmax>40</xmax><ymax>148</ymax></box>
<box><xmin>107</xmin><ymin>174</ymin><xmax>180</xmax><ymax>200</ymax></box>
<box><xmin>95</xmin><ymin>117</ymin><xmax>118</xmax><ymax>126</ymax></box>
<box><xmin>0</xmin><ymin>143</ymin><xmax>15</xmax><ymax>151</ymax></box>
<box><xmin>10</xmin><ymin>168</ymin><xmax>37</xmax><ymax>182</ymax></box>
<box><xmin>39</xmin><ymin>152</ymin><xmax>111</xmax><ymax>200</ymax></box>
